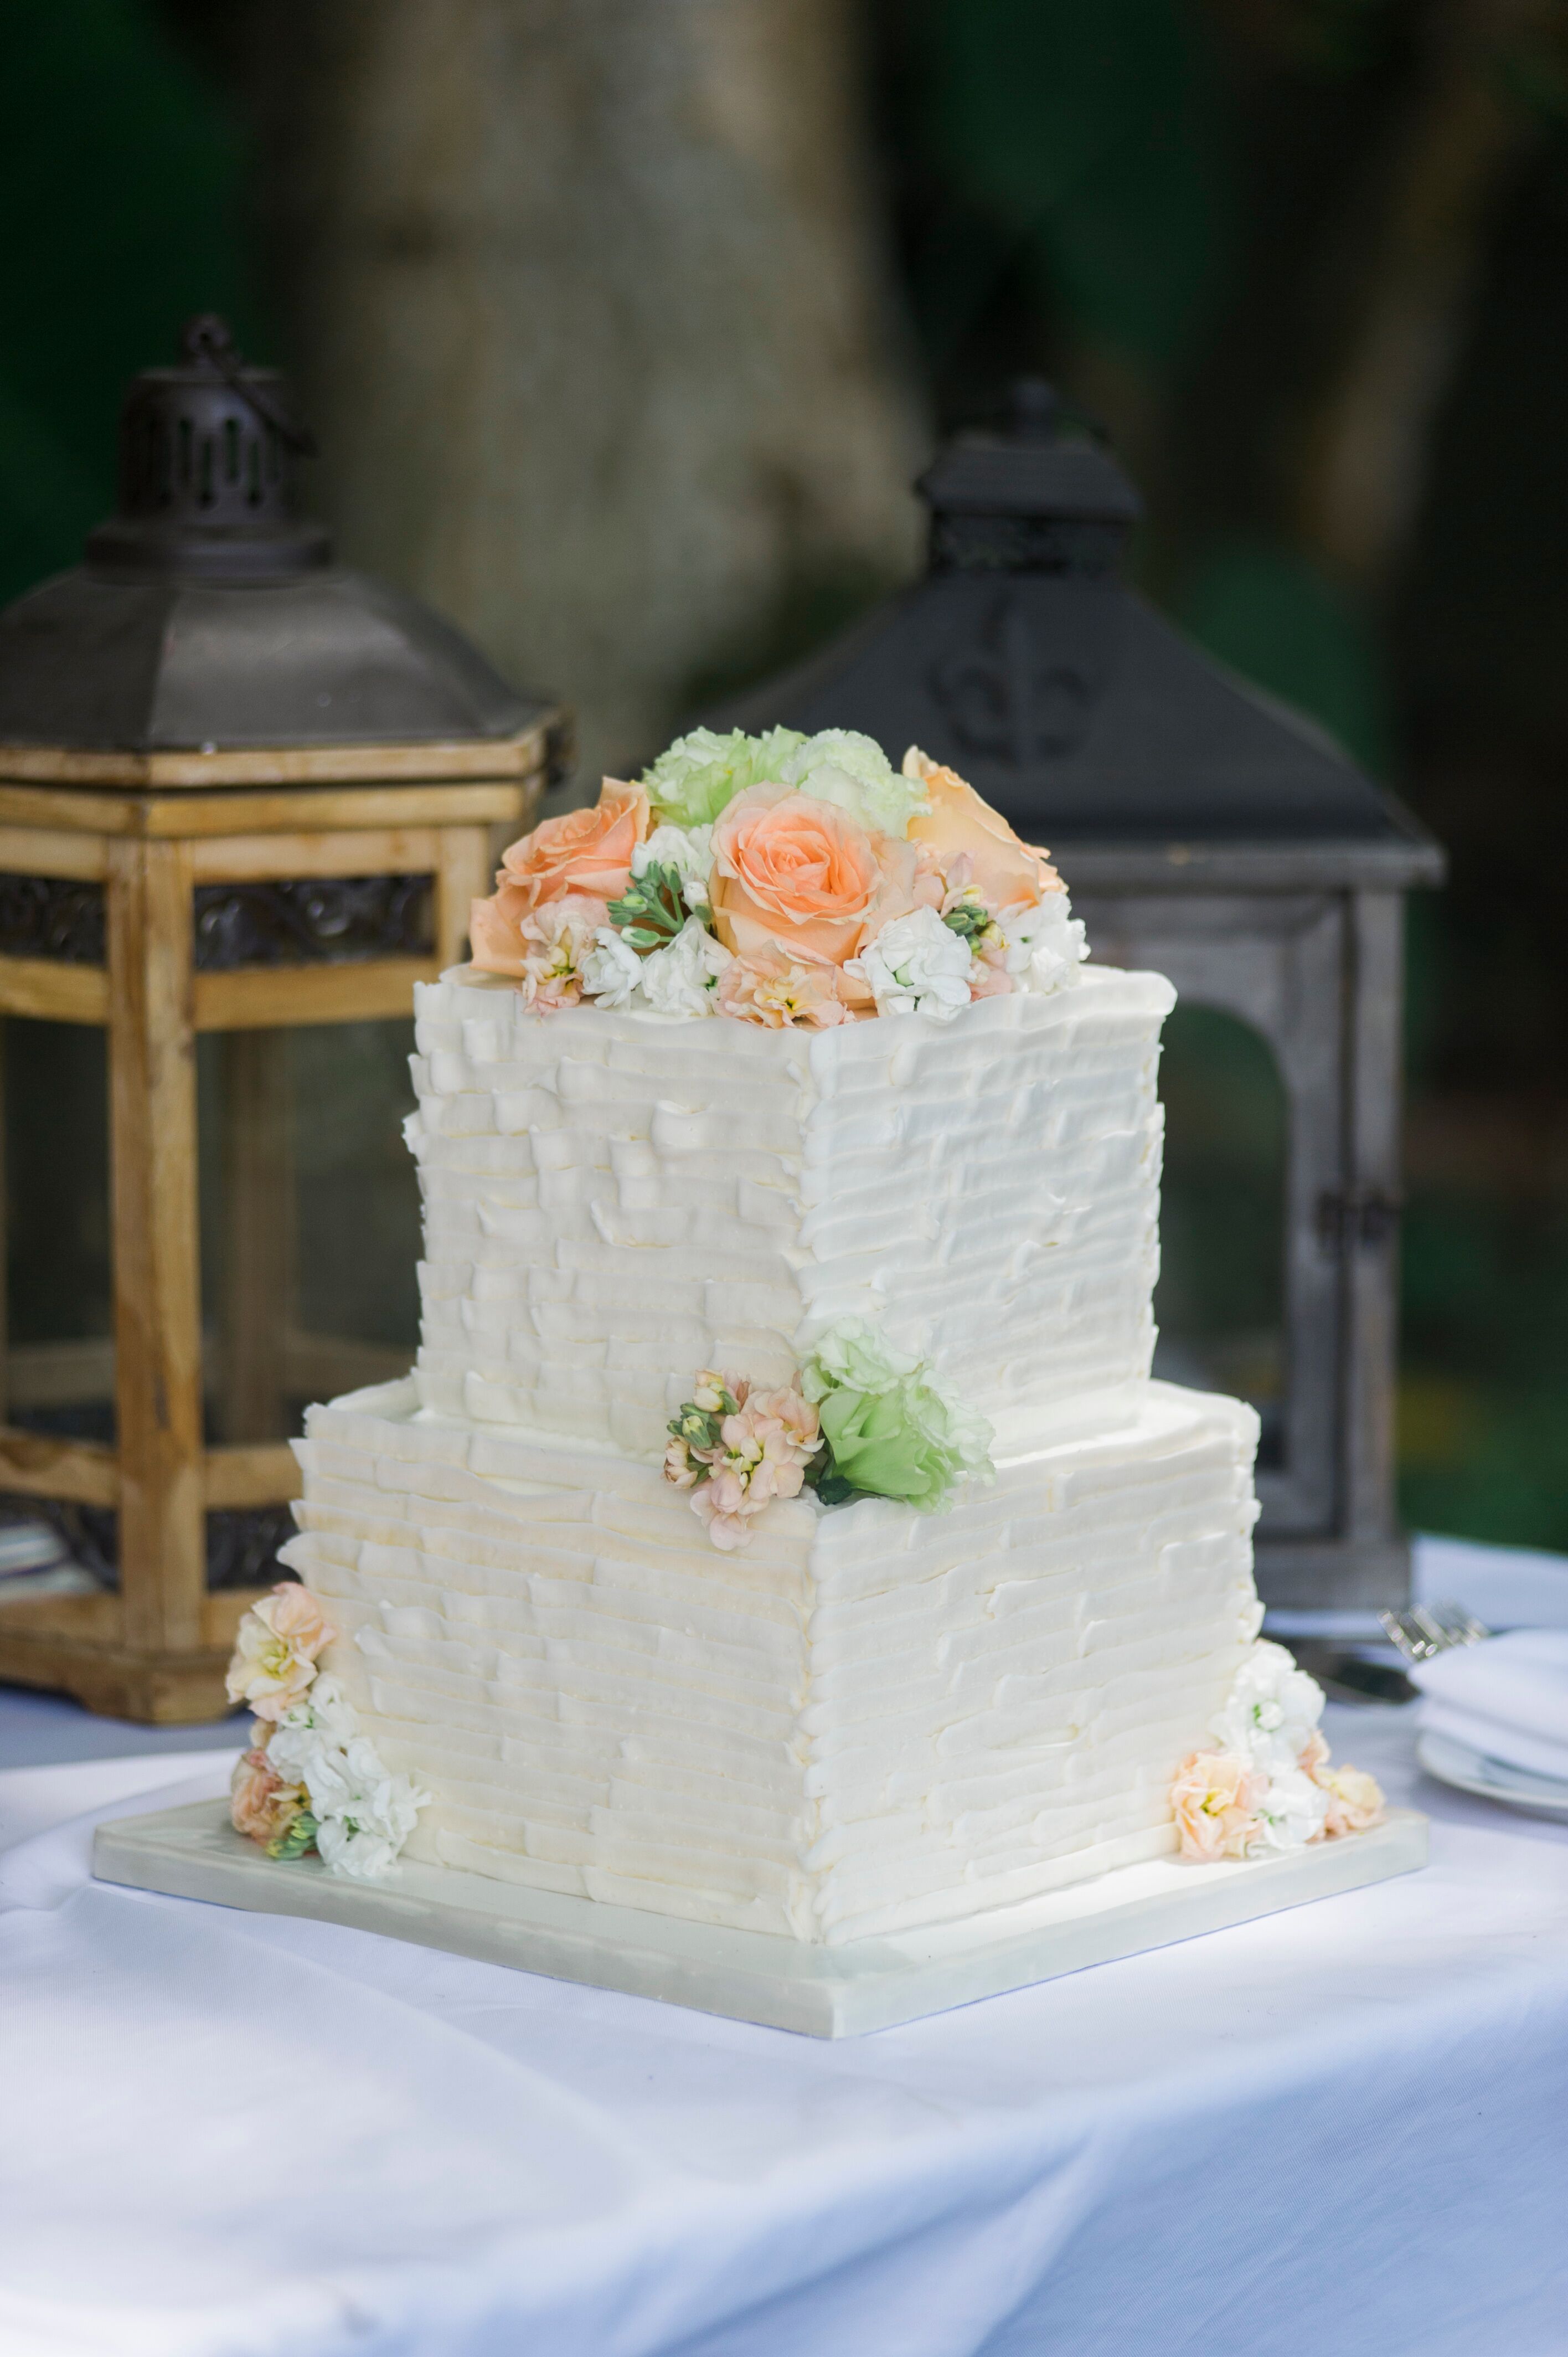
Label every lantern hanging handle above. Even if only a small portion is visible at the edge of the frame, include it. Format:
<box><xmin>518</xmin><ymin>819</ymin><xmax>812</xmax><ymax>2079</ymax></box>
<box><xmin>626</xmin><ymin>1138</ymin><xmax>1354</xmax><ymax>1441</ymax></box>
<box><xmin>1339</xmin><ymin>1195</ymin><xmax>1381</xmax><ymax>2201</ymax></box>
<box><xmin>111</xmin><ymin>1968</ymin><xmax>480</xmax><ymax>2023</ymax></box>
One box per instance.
<box><xmin>181</xmin><ymin>313</ymin><xmax>318</xmax><ymax>459</ymax></box>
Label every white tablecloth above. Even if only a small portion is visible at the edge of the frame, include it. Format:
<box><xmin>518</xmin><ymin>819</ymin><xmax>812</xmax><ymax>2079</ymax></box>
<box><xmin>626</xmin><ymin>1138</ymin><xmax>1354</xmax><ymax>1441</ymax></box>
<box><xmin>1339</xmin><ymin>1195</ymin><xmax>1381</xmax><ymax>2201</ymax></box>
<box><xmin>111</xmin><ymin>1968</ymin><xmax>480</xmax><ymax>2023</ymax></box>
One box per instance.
<box><xmin>3</xmin><ymin>1703</ymin><xmax>1566</xmax><ymax>2357</ymax></box>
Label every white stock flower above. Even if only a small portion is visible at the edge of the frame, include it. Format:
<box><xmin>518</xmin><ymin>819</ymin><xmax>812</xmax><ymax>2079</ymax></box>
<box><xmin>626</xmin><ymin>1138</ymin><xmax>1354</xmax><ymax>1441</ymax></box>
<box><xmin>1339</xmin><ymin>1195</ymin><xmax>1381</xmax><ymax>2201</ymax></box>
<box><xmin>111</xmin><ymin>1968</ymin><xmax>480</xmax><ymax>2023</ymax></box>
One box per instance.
<box><xmin>316</xmin><ymin>1821</ymin><xmax>400</xmax><ymax>1879</ymax></box>
<box><xmin>1209</xmin><ymin>1639</ymin><xmax>1326</xmax><ymax>1775</ymax></box>
<box><xmin>1250</xmin><ymin>1762</ymin><xmax>1330</xmax><ymax>1852</ymax></box>
<box><xmin>778</xmin><ymin>729</ymin><xmax>928</xmax><ymax>840</ymax></box>
<box><xmin>265</xmin><ymin>1676</ymin><xmax>425</xmax><ymax>1880</ymax></box>
<box><xmin>846</xmin><ymin>905</ymin><xmax>973</xmax><ymax>1022</ymax></box>
<box><xmin>581</xmin><ymin>927</ymin><xmax>644</xmax><ymax>1009</ymax></box>
<box><xmin>634</xmin><ymin>822</ymin><xmax>715</xmax><ymax>908</ymax></box>
<box><xmin>639</xmin><ymin>917</ymin><xmax>732</xmax><ymax>1018</ymax></box>
<box><xmin>266</xmin><ymin>1673</ymin><xmax>357</xmax><ymax>1764</ymax></box>
<box><xmin>999</xmin><ymin>893</ymin><xmax>1089</xmax><ymax>995</ymax></box>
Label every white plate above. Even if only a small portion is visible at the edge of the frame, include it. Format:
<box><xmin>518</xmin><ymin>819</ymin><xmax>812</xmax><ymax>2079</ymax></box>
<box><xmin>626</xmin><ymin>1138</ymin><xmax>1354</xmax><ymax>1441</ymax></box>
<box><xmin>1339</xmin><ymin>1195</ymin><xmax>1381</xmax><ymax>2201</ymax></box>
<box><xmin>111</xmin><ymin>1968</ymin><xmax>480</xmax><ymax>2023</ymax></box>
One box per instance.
<box><xmin>1417</xmin><ymin>1730</ymin><xmax>1568</xmax><ymax>1821</ymax></box>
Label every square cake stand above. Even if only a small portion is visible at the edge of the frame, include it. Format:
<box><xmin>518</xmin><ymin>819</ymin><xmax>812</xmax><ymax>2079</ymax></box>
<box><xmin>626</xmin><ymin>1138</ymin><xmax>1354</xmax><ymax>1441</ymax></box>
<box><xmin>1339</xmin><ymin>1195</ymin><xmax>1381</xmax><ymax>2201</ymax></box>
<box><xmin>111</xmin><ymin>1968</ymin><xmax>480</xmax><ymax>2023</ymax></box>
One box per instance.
<box><xmin>94</xmin><ymin>1802</ymin><xmax>1427</xmax><ymax>2037</ymax></box>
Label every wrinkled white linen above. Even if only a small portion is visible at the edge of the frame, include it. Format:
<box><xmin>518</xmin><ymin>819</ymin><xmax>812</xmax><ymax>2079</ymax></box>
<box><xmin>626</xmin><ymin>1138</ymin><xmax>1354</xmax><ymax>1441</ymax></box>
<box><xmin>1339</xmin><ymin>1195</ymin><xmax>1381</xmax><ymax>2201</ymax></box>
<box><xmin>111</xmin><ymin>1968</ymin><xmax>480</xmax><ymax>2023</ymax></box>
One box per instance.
<box><xmin>3</xmin><ymin>1704</ymin><xmax>1566</xmax><ymax>2357</ymax></box>
<box><xmin>1412</xmin><ymin>1628</ymin><xmax>1568</xmax><ymax>1780</ymax></box>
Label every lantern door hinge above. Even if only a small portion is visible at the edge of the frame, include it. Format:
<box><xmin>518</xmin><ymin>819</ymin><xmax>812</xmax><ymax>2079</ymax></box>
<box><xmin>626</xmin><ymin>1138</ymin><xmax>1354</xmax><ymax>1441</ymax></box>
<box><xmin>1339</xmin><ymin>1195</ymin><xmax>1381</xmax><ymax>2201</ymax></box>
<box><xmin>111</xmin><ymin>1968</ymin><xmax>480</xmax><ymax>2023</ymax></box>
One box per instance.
<box><xmin>1316</xmin><ymin>1186</ymin><xmax>1404</xmax><ymax>1252</ymax></box>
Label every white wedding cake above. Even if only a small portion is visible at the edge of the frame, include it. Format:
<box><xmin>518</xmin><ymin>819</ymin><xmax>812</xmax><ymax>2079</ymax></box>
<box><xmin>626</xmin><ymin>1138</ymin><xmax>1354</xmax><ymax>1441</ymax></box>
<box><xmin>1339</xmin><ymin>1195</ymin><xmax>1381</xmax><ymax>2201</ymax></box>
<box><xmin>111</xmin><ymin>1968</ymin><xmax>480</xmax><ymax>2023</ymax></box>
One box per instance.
<box><xmin>227</xmin><ymin>728</ymin><xmax>1381</xmax><ymax>1934</ymax></box>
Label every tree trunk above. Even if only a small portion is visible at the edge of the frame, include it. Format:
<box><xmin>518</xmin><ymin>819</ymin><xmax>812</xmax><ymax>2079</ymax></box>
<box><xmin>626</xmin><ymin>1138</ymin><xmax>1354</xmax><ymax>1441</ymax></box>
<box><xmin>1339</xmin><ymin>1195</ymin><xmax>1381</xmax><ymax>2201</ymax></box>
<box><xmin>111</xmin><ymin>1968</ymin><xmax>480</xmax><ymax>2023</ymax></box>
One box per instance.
<box><xmin>249</xmin><ymin>0</ymin><xmax>925</xmax><ymax>790</ymax></box>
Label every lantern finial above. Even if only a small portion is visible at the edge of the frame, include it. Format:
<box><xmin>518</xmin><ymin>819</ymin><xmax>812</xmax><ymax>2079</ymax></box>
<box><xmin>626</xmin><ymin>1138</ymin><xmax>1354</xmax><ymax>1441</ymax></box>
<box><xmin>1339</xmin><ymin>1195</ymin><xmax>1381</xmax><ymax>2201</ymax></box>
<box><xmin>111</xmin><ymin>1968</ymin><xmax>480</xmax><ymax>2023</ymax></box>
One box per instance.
<box><xmin>84</xmin><ymin>316</ymin><xmax>331</xmax><ymax>583</ymax></box>
<box><xmin>1007</xmin><ymin>378</ymin><xmax>1061</xmax><ymax>444</ymax></box>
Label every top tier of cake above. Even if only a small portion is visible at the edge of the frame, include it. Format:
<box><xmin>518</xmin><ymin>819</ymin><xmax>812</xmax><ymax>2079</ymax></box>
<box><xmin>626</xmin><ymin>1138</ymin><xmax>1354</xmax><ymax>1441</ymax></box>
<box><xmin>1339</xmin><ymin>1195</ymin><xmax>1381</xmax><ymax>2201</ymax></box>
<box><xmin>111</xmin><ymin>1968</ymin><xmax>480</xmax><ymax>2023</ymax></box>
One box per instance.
<box><xmin>409</xmin><ymin>961</ymin><xmax>1174</xmax><ymax>1458</ymax></box>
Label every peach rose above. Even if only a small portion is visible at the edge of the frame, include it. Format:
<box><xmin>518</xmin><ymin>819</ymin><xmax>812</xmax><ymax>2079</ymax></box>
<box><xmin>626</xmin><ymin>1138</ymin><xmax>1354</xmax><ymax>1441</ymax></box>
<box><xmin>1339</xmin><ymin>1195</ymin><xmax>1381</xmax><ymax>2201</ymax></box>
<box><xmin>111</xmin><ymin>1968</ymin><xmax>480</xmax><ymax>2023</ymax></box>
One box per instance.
<box><xmin>1170</xmin><ymin>1749</ymin><xmax>1266</xmax><ymax>1861</ymax></box>
<box><xmin>470</xmin><ymin>781</ymin><xmax>647</xmax><ymax>977</ymax></box>
<box><xmin>1318</xmin><ymin>1762</ymin><xmax>1385</xmax><ymax>1838</ymax></box>
<box><xmin>904</xmin><ymin>748</ymin><xmax>1061</xmax><ymax>912</ymax></box>
<box><xmin>499</xmin><ymin>779</ymin><xmax>649</xmax><ymax>915</ymax></box>
<box><xmin>717</xmin><ymin>949</ymin><xmax>854</xmax><ymax>1028</ymax></box>
<box><xmin>225</xmin><ymin>1582</ymin><xmax>335</xmax><ymax>1722</ymax></box>
<box><xmin>710</xmin><ymin>786</ymin><xmax>882</xmax><ymax>967</ymax></box>
<box><xmin>230</xmin><ymin>1744</ymin><xmax>308</xmax><ymax>1847</ymax></box>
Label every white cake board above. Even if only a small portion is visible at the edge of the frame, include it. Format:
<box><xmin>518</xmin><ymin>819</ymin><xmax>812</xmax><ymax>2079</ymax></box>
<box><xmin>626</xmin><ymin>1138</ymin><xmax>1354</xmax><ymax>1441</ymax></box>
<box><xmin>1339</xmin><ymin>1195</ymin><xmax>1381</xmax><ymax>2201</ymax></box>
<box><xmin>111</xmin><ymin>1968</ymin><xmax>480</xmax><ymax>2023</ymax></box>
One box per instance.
<box><xmin>94</xmin><ymin>1801</ymin><xmax>1427</xmax><ymax>2037</ymax></box>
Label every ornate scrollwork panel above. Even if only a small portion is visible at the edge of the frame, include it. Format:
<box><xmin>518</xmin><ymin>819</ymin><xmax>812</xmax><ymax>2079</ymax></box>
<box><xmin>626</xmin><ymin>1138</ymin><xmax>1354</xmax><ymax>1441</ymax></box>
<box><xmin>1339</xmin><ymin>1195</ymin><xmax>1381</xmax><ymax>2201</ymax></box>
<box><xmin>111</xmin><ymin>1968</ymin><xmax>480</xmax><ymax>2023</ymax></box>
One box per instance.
<box><xmin>192</xmin><ymin>873</ymin><xmax>435</xmax><ymax>970</ymax></box>
<box><xmin>0</xmin><ymin>875</ymin><xmax>107</xmax><ymax>964</ymax></box>
<box><xmin>0</xmin><ymin>1495</ymin><xmax>297</xmax><ymax>1592</ymax></box>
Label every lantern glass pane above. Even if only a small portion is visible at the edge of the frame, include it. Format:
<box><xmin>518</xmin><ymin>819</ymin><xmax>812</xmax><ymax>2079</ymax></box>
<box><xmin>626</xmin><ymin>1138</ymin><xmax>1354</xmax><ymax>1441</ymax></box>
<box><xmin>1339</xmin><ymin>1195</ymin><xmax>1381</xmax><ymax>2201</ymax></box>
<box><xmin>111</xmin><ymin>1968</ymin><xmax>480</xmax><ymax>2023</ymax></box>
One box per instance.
<box><xmin>199</xmin><ymin>1020</ymin><xmax>420</xmax><ymax>1451</ymax></box>
<box><xmin>1153</xmin><ymin>1006</ymin><xmax>1287</xmax><ymax>1470</ymax></box>
<box><xmin>5</xmin><ymin>1017</ymin><xmax>113</xmax><ymax>1385</ymax></box>
<box><xmin>0</xmin><ymin>1017</ymin><xmax>117</xmax><ymax>1590</ymax></box>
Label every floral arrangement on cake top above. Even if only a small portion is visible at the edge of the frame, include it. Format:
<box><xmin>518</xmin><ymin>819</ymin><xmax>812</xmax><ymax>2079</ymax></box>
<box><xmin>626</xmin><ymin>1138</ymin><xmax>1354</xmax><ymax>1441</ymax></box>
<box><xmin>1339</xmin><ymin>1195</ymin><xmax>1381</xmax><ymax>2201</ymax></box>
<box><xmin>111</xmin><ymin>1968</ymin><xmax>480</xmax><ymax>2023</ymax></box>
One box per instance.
<box><xmin>225</xmin><ymin>1584</ymin><xmax>426</xmax><ymax>1880</ymax></box>
<box><xmin>664</xmin><ymin>1316</ymin><xmax>996</xmax><ymax>1548</ymax></box>
<box><xmin>1170</xmin><ymin>1642</ymin><xmax>1384</xmax><ymax>1861</ymax></box>
<box><xmin>468</xmin><ymin>727</ymin><xmax>1087</xmax><ymax>1025</ymax></box>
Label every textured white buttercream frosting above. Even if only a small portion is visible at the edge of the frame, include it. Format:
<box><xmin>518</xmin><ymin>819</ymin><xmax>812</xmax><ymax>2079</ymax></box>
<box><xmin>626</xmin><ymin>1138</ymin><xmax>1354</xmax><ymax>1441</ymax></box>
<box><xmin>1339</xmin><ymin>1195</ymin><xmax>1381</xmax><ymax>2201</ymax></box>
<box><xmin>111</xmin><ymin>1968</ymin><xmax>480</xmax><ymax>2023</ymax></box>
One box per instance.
<box><xmin>282</xmin><ymin>953</ymin><xmax>1271</xmax><ymax>1946</ymax></box>
<box><xmin>284</xmin><ymin>1377</ymin><xmax>1261</xmax><ymax>1946</ymax></box>
<box><xmin>409</xmin><ymin>962</ymin><xmax>1173</xmax><ymax>1460</ymax></box>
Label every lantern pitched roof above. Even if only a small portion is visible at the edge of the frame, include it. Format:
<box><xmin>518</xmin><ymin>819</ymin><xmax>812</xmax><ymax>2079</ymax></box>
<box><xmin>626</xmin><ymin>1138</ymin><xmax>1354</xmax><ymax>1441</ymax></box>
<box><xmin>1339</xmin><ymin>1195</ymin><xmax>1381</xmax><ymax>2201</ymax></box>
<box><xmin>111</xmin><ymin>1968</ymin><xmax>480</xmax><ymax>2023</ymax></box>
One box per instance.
<box><xmin>0</xmin><ymin>316</ymin><xmax>544</xmax><ymax>753</ymax></box>
<box><xmin>0</xmin><ymin>567</ymin><xmax>537</xmax><ymax>750</ymax></box>
<box><xmin>707</xmin><ymin>385</ymin><xmax>1441</xmax><ymax>884</ymax></box>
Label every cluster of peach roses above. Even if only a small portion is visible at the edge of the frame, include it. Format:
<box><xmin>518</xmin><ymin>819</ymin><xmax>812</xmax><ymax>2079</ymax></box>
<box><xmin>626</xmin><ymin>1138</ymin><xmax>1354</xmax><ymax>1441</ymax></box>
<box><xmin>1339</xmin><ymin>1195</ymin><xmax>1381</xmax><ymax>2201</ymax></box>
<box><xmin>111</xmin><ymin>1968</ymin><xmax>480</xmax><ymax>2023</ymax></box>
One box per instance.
<box><xmin>467</xmin><ymin>728</ymin><xmax>1075</xmax><ymax>1026</ymax></box>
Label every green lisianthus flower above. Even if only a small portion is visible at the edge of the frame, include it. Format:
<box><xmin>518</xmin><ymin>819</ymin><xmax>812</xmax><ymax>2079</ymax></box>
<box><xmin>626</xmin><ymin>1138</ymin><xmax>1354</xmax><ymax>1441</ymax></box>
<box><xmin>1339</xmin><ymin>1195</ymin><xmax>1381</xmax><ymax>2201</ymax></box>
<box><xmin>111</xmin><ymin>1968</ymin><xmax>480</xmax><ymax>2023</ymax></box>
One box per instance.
<box><xmin>814</xmin><ymin>1371</ymin><xmax>994</xmax><ymax>1511</ymax></box>
<box><xmin>817</xmin><ymin>1382</ymin><xmax>947</xmax><ymax>1506</ymax></box>
<box><xmin>778</xmin><ymin>728</ymin><xmax>929</xmax><ymax>840</ymax></box>
<box><xmin>641</xmin><ymin>725</ymin><xmax>806</xmax><ymax>830</ymax></box>
<box><xmin>802</xmin><ymin>1315</ymin><xmax>919</xmax><ymax>1402</ymax></box>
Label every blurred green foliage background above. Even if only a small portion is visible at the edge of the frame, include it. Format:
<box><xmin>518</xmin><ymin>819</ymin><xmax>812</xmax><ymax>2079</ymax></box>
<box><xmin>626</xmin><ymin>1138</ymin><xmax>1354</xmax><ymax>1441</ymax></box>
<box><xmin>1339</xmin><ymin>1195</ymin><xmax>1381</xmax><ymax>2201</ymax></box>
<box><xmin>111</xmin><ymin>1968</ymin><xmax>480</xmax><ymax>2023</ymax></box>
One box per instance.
<box><xmin>2</xmin><ymin>0</ymin><xmax>1566</xmax><ymax>1545</ymax></box>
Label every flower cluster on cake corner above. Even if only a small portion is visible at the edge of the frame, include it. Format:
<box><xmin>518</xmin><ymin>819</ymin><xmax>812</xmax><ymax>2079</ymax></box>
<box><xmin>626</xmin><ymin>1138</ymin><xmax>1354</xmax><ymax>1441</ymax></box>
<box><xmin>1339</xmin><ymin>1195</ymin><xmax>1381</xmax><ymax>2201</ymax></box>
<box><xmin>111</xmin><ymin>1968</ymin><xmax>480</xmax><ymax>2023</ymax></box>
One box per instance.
<box><xmin>225</xmin><ymin>1584</ymin><xmax>426</xmax><ymax>1879</ymax></box>
<box><xmin>1170</xmin><ymin>1640</ymin><xmax>1385</xmax><ymax>1864</ymax></box>
<box><xmin>465</xmin><ymin>727</ymin><xmax>1087</xmax><ymax>1027</ymax></box>
<box><xmin>663</xmin><ymin>1315</ymin><xmax>996</xmax><ymax>1550</ymax></box>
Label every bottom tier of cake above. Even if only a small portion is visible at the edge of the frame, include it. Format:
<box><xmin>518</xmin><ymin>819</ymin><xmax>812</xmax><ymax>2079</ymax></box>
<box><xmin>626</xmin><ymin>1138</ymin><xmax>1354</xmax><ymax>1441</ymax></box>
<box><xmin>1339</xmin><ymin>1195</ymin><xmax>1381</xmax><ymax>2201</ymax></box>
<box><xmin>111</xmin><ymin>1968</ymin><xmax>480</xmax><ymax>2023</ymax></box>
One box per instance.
<box><xmin>283</xmin><ymin>1377</ymin><xmax>1262</xmax><ymax>1947</ymax></box>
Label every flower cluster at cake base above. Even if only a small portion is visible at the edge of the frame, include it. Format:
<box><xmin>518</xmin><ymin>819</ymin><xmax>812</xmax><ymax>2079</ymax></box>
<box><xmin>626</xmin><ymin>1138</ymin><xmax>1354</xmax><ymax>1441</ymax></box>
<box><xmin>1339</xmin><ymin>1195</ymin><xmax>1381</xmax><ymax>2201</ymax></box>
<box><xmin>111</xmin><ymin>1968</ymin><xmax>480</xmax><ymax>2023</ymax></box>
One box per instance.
<box><xmin>1170</xmin><ymin>1640</ymin><xmax>1385</xmax><ymax>1862</ymax></box>
<box><xmin>664</xmin><ymin>1316</ymin><xmax>996</xmax><ymax>1549</ymax></box>
<box><xmin>467</xmin><ymin>727</ymin><xmax>1089</xmax><ymax>1028</ymax></box>
<box><xmin>224</xmin><ymin>1583</ymin><xmax>426</xmax><ymax>1880</ymax></box>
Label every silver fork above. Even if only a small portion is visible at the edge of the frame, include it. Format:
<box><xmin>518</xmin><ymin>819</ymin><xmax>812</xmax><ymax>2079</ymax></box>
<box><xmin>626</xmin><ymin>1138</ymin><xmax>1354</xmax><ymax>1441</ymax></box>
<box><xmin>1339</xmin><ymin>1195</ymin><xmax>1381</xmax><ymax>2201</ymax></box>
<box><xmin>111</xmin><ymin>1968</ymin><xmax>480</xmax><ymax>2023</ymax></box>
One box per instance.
<box><xmin>1379</xmin><ymin>1600</ymin><xmax>1492</xmax><ymax>1663</ymax></box>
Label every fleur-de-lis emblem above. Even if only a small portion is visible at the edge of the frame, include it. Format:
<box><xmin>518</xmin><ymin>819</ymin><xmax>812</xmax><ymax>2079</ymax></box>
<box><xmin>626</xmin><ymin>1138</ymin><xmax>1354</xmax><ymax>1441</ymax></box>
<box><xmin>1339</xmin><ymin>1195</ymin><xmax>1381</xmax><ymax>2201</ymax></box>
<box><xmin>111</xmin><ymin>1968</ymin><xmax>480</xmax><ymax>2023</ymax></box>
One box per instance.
<box><xmin>930</xmin><ymin>588</ymin><xmax>1098</xmax><ymax>766</ymax></box>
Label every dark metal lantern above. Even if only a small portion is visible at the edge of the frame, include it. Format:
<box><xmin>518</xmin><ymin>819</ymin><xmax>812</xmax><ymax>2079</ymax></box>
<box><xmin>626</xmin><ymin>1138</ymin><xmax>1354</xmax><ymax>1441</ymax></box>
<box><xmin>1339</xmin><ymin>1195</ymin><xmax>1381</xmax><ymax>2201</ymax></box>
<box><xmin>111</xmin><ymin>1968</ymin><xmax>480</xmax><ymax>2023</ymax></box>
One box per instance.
<box><xmin>0</xmin><ymin>318</ymin><xmax>562</xmax><ymax>1721</ymax></box>
<box><xmin>713</xmin><ymin>382</ymin><xmax>1445</xmax><ymax>1612</ymax></box>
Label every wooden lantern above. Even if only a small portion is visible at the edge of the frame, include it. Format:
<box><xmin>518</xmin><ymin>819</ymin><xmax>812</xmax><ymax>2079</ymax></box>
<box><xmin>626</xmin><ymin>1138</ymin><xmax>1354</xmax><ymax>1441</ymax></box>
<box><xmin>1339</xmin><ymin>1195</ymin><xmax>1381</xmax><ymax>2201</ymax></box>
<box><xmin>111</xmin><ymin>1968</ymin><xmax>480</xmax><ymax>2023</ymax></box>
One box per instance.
<box><xmin>0</xmin><ymin>320</ymin><xmax>562</xmax><ymax>1720</ymax></box>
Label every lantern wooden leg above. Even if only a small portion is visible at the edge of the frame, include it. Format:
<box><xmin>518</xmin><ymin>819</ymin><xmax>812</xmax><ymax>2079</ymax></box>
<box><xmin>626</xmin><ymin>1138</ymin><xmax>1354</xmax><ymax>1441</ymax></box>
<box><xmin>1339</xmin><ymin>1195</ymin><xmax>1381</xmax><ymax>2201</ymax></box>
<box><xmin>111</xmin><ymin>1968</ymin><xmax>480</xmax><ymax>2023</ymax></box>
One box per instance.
<box><xmin>435</xmin><ymin>824</ymin><xmax>493</xmax><ymax>967</ymax></box>
<box><xmin>0</xmin><ymin>1017</ymin><xmax>8</xmax><ymax>1428</ymax></box>
<box><xmin>107</xmin><ymin>839</ymin><xmax>209</xmax><ymax>1669</ymax></box>
<box><xmin>219</xmin><ymin>1029</ymin><xmax>294</xmax><ymax>1442</ymax></box>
